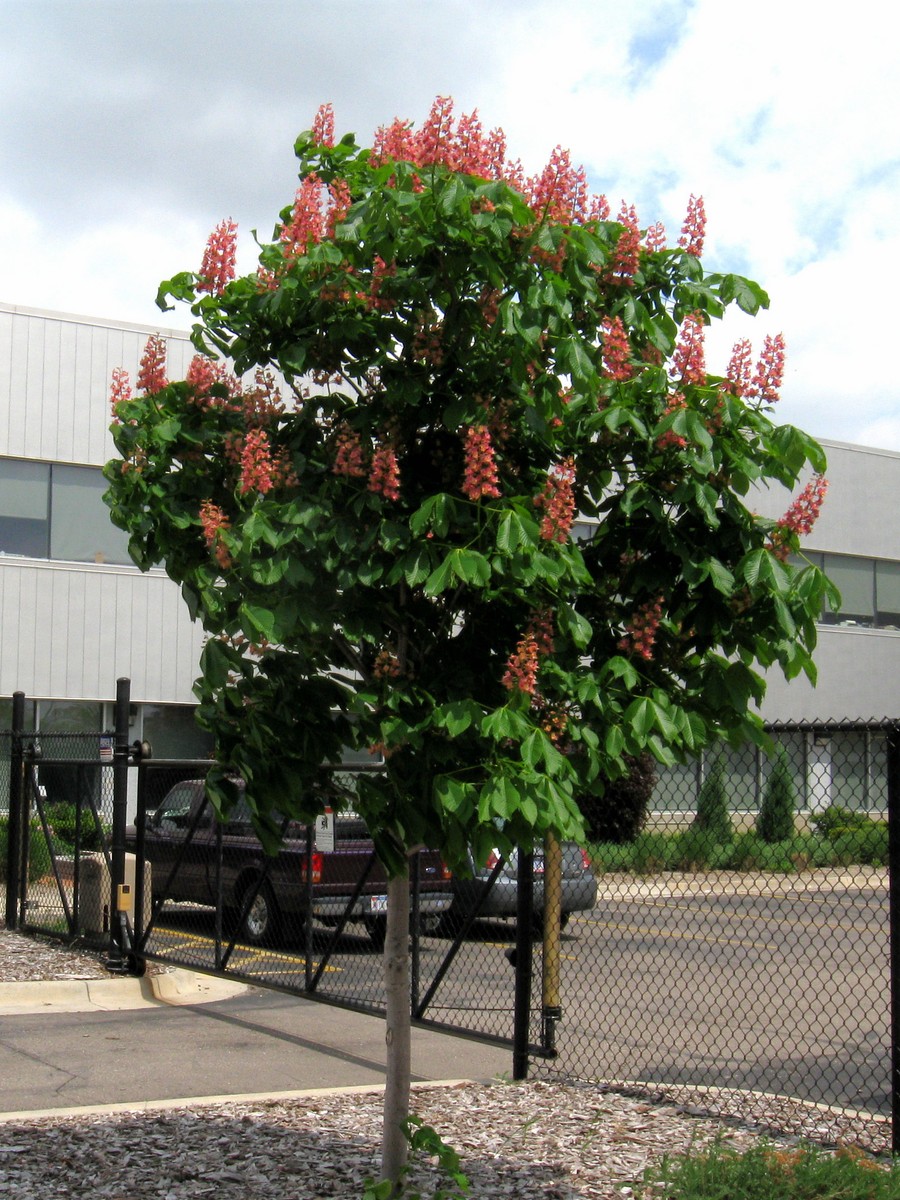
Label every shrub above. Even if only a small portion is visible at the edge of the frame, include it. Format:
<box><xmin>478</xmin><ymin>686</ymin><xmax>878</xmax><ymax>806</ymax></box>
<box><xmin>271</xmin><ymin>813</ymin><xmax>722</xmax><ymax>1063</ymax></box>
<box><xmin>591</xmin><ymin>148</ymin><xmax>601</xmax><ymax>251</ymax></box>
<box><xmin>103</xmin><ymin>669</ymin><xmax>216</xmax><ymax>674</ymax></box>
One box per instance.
<box><xmin>811</xmin><ymin>804</ymin><xmax>872</xmax><ymax>839</ymax></box>
<box><xmin>43</xmin><ymin>801</ymin><xmax>108</xmax><ymax>851</ymax></box>
<box><xmin>673</xmin><ymin>827</ymin><xmax>742</xmax><ymax>871</ymax></box>
<box><xmin>579</xmin><ymin>753</ymin><xmax>657</xmax><ymax>844</ymax></box>
<box><xmin>757</xmin><ymin>743</ymin><xmax>796</xmax><ymax>843</ymax></box>
<box><xmin>0</xmin><ymin>818</ymin><xmax>53</xmax><ymax>883</ymax></box>
<box><xmin>693</xmin><ymin>758</ymin><xmax>733</xmax><ymax>844</ymax></box>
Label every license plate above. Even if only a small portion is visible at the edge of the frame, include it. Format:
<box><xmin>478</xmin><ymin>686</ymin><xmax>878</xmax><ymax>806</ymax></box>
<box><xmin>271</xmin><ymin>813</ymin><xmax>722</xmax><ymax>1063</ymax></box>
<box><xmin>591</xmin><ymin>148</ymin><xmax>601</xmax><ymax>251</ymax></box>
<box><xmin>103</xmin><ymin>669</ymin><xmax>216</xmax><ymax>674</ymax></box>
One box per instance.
<box><xmin>370</xmin><ymin>894</ymin><xmax>389</xmax><ymax>912</ymax></box>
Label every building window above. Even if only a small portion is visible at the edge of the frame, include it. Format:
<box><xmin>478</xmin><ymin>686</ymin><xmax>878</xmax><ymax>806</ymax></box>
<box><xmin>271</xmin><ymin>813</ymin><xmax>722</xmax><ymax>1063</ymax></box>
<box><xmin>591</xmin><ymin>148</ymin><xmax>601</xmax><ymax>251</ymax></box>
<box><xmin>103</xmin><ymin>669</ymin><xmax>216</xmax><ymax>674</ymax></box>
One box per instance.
<box><xmin>0</xmin><ymin>457</ymin><xmax>131</xmax><ymax>565</ymax></box>
<box><xmin>819</xmin><ymin>555</ymin><xmax>875</xmax><ymax>628</ymax></box>
<box><xmin>0</xmin><ymin>459</ymin><xmax>50</xmax><ymax>557</ymax></box>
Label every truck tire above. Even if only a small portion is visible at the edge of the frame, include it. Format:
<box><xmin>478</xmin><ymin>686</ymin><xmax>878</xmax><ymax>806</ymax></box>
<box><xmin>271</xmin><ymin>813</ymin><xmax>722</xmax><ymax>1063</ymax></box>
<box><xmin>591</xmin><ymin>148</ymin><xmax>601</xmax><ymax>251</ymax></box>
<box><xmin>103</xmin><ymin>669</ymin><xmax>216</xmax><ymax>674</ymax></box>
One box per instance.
<box><xmin>238</xmin><ymin>880</ymin><xmax>279</xmax><ymax>945</ymax></box>
<box><xmin>363</xmin><ymin>915</ymin><xmax>387</xmax><ymax>949</ymax></box>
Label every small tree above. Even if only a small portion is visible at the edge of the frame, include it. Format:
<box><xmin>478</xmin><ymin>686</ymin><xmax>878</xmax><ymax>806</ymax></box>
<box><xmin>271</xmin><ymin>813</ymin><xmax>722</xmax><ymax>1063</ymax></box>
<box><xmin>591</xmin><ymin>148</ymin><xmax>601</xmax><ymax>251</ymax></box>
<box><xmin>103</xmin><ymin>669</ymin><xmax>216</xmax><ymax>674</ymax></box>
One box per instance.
<box><xmin>105</xmin><ymin>99</ymin><xmax>834</xmax><ymax>1188</ymax></box>
<box><xmin>694</xmin><ymin>757</ymin><xmax>733</xmax><ymax>844</ymax></box>
<box><xmin>581</xmin><ymin>753</ymin><xmax>657</xmax><ymax>843</ymax></box>
<box><xmin>758</xmin><ymin>742</ymin><xmax>796</xmax><ymax>842</ymax></box>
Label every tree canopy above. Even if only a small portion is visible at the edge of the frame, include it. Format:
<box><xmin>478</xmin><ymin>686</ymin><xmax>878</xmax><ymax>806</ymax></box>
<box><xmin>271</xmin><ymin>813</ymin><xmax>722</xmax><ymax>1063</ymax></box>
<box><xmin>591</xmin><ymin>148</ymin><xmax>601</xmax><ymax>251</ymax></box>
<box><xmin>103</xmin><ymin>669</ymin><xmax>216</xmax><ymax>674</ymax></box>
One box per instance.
<box><xmin>105</xmin><ymin>98</ymin><xmax>834</xmax><ymax>877</ymax></box>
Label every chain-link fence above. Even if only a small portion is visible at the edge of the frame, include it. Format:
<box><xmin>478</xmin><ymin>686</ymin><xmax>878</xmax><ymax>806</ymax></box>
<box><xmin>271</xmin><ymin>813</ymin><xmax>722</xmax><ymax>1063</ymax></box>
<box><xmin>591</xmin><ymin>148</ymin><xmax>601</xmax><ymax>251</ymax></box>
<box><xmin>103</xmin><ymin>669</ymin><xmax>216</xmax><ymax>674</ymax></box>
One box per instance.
<box><xmin>532</xmin><ymin>721</ymin><xmax>895</xmax><ymax>1152</ymax></box>
<box><xmin>3</xmin><ymin>706</ymin><xmax>899</xmax><ymax>1152</ymax></box>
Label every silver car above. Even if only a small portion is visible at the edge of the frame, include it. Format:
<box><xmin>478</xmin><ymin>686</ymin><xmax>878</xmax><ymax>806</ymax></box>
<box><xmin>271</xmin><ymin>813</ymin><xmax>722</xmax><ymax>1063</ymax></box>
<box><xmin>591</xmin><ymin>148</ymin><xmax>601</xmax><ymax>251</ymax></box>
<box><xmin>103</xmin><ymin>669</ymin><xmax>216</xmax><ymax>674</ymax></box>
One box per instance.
<box><xmin>445</xmin><ymin>842</ymin><xmax>597</xmax><ymax>932</ymax></box>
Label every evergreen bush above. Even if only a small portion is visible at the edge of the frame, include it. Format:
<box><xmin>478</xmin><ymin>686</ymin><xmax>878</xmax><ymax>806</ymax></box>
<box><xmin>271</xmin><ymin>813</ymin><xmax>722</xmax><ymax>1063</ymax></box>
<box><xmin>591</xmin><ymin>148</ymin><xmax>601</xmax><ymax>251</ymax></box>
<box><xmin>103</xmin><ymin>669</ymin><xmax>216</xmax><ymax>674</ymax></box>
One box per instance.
<box><xmin>693</xmin><ymin>758</ymin><xmax>733</xmax><ymax>844</ymax></box>
<box><xmin>757</xmin><ymin>743</ymin><xmax>796</xmax><ymax>843</ymax></box>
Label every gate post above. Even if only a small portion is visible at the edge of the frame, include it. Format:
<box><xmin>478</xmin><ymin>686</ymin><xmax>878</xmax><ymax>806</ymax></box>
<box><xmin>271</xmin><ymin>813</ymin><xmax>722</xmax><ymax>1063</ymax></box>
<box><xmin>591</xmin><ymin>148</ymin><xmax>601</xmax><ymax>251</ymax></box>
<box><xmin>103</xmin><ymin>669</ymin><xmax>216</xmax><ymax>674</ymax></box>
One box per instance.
<box><xmin>4</xmin><ymin>692</ymin><xmax>26</xmax><ymax>931</ymax></box>
<box><xmin>107</xmin><ymin>678</ymin><xmax>132</xmax><ymax>971</ymax></box>
<box><xmin>512</xmin><ymin>847</ymin><xmax>534</xmax><ymax>1081</ymax></box>
<box><xmin>888</xmin><ymin>722</ymin><xmax>900</xmax><ymax>1157</ymax></box>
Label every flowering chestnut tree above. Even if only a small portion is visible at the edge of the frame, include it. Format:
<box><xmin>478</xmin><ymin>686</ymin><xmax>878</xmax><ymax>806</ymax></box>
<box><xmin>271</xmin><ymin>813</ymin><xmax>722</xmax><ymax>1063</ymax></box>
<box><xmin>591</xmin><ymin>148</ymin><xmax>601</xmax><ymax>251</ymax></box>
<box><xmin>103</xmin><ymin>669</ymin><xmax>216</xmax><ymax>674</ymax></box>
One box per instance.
<box><xmin>105</xmin><ymin>98</ymin><xmax>834</xmax><ymax>1182</ymax></box>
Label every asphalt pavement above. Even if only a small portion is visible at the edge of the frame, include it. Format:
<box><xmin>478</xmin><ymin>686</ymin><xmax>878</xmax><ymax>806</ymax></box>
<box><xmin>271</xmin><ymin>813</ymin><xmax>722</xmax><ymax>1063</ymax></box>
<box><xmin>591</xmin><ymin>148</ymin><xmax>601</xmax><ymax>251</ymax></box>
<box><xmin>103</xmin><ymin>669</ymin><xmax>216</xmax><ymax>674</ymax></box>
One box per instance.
<box><xmin>0</xmin><ymin>970</ymin><xmax>513</xmax><ymax>1120</ymax></box>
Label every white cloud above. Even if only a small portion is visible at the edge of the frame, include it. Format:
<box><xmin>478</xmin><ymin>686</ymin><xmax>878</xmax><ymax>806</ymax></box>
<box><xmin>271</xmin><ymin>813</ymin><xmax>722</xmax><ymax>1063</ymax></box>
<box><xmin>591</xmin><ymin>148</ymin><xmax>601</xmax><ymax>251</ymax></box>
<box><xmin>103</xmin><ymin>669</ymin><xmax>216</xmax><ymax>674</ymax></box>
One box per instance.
<box><xmin>1</xmin><ymin>0</ymin><xmax>899</xmax><ymax>445</ymax></box>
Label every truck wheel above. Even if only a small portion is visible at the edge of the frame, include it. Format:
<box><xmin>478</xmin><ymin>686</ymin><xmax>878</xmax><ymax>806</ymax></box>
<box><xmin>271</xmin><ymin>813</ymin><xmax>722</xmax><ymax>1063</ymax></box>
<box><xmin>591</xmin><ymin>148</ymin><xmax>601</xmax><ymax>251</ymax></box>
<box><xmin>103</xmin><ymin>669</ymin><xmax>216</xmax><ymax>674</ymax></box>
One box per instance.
<box><xmin>238</xmin><ymin>881</ymin><xmax>278</xmax><ymax>945</ymax></box>
<box><xmin>363</xmin><ymin>916</ymin><xmax>387</xmax><ymax>949</ymax></box>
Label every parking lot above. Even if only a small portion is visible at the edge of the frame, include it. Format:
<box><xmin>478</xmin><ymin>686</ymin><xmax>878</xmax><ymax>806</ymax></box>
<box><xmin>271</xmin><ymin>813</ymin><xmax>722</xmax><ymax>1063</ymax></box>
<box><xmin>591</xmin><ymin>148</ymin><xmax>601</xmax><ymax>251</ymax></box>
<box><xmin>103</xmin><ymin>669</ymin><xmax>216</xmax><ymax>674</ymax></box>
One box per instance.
<box><xmin>138</xmin><ymin>870</ymin><xmax>890</xmax><ymax>1115</ymax></box>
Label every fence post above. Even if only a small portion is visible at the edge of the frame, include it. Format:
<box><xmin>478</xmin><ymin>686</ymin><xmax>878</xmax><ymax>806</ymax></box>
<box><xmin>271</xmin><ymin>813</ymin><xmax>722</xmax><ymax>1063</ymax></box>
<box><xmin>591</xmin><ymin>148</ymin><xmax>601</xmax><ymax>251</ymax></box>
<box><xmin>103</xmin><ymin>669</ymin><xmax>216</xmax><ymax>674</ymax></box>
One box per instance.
<box><xmin>107</xmin><ymin>677</ymin><xmax>132</xmax><ymax>971</ymax></box>
<box><xmin>512</xmin><ymin>847</ymin><xmax>534</xmax><ymax>1081</ymax></box>
<box><xmin>4</xmin><ymin>692</ymin><xmax>26</xmax><ymax>931</ymax></box>
<box><xmin>887</xmin><ymin>722</ymin><xmax>900</xmax><ymax>1157</ymax></box>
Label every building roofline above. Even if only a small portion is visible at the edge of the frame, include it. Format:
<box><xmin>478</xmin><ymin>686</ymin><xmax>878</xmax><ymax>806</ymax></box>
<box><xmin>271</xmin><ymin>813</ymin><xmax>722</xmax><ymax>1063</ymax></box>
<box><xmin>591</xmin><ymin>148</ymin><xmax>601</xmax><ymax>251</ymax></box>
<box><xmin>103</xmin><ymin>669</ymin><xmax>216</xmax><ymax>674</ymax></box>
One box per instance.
<box><xmin>0</xmin><ymin>299</ymin><xmax>191</xmax><ymax>341</ymax></box>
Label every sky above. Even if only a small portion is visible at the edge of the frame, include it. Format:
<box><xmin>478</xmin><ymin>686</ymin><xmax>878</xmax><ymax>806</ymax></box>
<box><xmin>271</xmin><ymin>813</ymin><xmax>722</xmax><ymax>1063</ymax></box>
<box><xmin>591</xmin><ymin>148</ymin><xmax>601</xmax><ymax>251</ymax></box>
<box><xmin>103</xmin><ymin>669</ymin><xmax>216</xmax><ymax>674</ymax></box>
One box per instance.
<box><xmin>1</xmin><ymin>0</ymin><xmax>898</xmax><ymax>450</ymax></box>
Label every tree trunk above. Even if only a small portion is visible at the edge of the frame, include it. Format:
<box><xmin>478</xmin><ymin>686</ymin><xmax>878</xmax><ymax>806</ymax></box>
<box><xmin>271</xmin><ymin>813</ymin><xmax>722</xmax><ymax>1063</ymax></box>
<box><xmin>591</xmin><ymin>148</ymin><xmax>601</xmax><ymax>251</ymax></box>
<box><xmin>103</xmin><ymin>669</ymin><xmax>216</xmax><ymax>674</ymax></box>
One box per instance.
<box><xmin>380</xmin><ymin>867</ymin><xmax>411</xmax><ymax>1191</ymax></box>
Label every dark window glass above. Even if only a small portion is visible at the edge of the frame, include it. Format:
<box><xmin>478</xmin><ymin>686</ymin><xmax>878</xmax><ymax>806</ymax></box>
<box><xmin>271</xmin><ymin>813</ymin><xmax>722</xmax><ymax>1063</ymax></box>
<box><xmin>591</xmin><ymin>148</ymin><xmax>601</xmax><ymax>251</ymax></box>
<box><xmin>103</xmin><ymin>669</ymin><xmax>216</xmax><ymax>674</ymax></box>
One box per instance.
<box><xmin>50</xmin><ymin>464</ymin><xmax>131</xmax><ymax>565</ymax></box>
<box><xmin>0</xmin><ymin>459</ymin><xmax>50</xmax><ymax>557</ymax></box>
<box><xmin>876</xmin><ymin>560</ymin><xmax>900</xmax><ymax>630</ymax></box>
<box><xmin>819</xmin><ymin>554</ymin><xmax>874</xmax><ymax>627</ymax></box>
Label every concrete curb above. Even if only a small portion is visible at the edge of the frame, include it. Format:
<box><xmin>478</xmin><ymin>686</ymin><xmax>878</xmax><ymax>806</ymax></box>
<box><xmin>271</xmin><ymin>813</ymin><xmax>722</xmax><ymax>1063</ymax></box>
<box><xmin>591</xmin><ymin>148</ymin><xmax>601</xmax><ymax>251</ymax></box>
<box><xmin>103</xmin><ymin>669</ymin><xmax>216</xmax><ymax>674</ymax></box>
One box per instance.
<box><xmin>0</xmin><ymin>968</ymin><xmax>251</xmax><ymax>1015</ymax></box>
<box><xmin>0</xmin><ymin>1079</ymin><xmax>479</xmax><ymax>1125</ymax></box>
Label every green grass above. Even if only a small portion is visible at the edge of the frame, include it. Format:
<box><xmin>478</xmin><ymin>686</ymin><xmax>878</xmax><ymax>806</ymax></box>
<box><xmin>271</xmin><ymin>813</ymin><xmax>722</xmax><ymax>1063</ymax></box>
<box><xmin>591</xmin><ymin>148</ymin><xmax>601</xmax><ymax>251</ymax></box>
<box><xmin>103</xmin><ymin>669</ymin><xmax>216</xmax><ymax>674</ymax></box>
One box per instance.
<box><xmin>636</xmin><ymin>1138</ymin><xmax>900</xmax><ymax>1199</ymax></box>
<box><xmin>589</xmin><ymin>822</ymin><xmax>889</xmax><ymax>876</ymax></box>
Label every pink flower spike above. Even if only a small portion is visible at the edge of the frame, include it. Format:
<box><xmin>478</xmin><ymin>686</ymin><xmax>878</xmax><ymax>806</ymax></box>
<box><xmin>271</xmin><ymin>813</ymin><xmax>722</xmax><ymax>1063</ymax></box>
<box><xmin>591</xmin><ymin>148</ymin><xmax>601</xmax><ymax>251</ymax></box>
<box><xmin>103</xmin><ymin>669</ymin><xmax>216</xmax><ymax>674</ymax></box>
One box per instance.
<box><xmin>778</xmin><ymin>476</ymin><xmax>829</xmax><ymax>539</ymax></box>
<box><xmin>109</xmin><ymin>367</ymin><xmax>132</xmax><ymax>419</ymax></box>
<box><xmin>239</xmin><ymin>428</ymin><xmax>275</xmax><ymax>495</ymax></box>
<box><xmin>462</xmin><ymin>425</ymin><xmax>501</xmax><ymax>500</ymax></box>
<box><xmin>644</xmin><ymin>221</ymin><xmax>667</xmax><ymax>252</ymax></box>
<box><xmin>502</xmin><ymin>632</ymin><xmax>540</xmax><ymax>695</ymax></box>
<box><xmin>601</xmin><ymin>316</ymin><xmax>633</xmax><ymax>382</ymax></box>
<box><xmin>534</xmin><ymin>458</ymin><xmax>576</xmax><ymax>543</ymax></box>
<box><xmin>749</xmin><ymin>333</ymin><xmax>786</xmax><ymax>405</ymax></box>
<box><xmin>198</xmin><ymin>218</ymin><xmax>237</xmax><ymax>296</ymax></box>
<box><xmin>368</xmin><ymin>440</ymin><xmax>401</xmax><ymax>502</ymax></box>
<box><xmin>311</xmin><ymin>102</ymin><xmax>335</xmax><ymax>148</ymax></box>
<box><xmin>607</xmin><ymin>202</ymin><xmax>640</xmax><ymax>286</ymax></box>
<box><xmin>678</xmin><ymin>194</ymin><xmax>706</xmax><ymax>258</ymax></box>
<box><xmin>137</xmin><ymin>334</ymin><xmax>168</xmax><ymax>394</ymax></box>
<box><xmin>671</xmin><ymin>312</ymin><xmax>707</xmax><ymax>386</ymax></box>
<box><xmin>726</xmin><ymin>338</ymin><xmax>753</xmax><ymax>398</ymax></box>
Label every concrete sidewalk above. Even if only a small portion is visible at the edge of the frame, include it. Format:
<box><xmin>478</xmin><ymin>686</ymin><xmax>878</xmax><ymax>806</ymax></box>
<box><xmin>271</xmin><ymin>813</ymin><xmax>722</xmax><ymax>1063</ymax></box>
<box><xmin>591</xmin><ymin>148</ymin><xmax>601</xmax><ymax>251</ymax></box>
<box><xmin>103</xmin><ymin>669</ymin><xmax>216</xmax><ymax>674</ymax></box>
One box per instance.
<box><xmin>0</xmin><ymin>972</ymin><xmax>513</xmax><ymax>1119</ymax></box>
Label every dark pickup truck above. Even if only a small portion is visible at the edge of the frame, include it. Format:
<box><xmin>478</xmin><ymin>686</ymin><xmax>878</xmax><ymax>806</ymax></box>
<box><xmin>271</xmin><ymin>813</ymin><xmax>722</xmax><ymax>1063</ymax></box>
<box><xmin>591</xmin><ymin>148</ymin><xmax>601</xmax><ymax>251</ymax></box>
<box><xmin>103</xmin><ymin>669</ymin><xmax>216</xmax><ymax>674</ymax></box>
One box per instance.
<box><xmin>127</xmin><ymin>778</ymin><xmax>453</xmax><ymax>947</ymax></box>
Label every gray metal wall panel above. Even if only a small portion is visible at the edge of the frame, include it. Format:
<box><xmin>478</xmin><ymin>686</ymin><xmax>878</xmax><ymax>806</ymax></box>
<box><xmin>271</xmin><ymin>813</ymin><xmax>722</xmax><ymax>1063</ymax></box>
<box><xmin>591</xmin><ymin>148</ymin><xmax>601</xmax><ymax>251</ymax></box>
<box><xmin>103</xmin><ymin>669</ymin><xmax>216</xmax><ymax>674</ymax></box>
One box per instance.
<box><xmin>0</xmin><ymin>303</ymin><xmax>193</xmax><ymax>466</ymax></box>
<box><xmin>0</xmin><ymin>559</ymin><xmax>204</xmax><ymax>702</ymax></box>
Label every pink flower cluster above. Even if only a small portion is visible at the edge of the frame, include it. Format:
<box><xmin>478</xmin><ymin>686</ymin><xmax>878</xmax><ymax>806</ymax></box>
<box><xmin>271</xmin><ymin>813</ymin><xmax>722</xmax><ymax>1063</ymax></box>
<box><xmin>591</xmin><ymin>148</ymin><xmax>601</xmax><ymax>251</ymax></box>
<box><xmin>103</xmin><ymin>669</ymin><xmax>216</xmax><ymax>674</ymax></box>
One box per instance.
<box><xmin>619</xmin><ymin>597</ymin><xmax>664</xmax><ymax>661</ymax></box>
<box><xmin>671</xmin><ymin>312</ymin><xmax>707</xmax><ymax>385</ymax></box>
<box><xmin>724</xmin><ymin>334</ymin><xmax>786</xmax><ymax>404</ymax></box>
<box><xmin>311</xmin><ymin>102</ymin><xmax>335</xmax><ymax>147</ymax></box>
<box><xmin>333</xmin><ymin>424</ymin><xmax>367</xmax><ymax>478</ymax></box>
<box><xmin>368</xmin><ymin>440</ymin><xmax>401</xmax><ymax>501</ymax></box>
<box><xmin>678</xmin><ymin>194</ymin><xmax>706</xmax><ymax>258</ymax></box>
<box><xmin>749</xmin><ymin>333</ymin><xmax>786</xmax><ymax>404</ymax></box>
<box><xmin>725</xmin><ymin>338</ymin><xmax>753</xmax><ymax>397</ymax></box>
<box><xmin>501</xmin><ymin>609</ymin><xmax>556</xmax><ymax>695</ymax></box>
<box><xmin>606</xmin><ymin>203</ymin><xmax>641</xmax><ymax>286</ymax></box>
<box><xmin>462</xmin><ymin>426</ymin><xmax>501</xmax><ymax>500</ymax></box>
<box><xmin>777</xmin><ymin>476</ymin><xmax>829</xmax><ymax>539</ymax></box>
<box><xmin>197</xmin><ymin>218</ymin><xmax>237</xmax><ymax>296</ymax></box>
<box><xmin>644</xmin><ymin>221</ymin><xmax>667</xmax><ymax>252</ymax></box>
<box><xmin>199</xmin><ymin>500</ymin><xmax>231</xmax><ymax>569</ymax></box>
<box><xmin>529</xmin><ymin>145</ymin><xmax>588</xmax><ymax>225</ymax></box>
<box><xmin>137</xmin><ymin>334</ymin><xmax>168</xmax><ymax>394</ymax></box>
<box><xmin>656</xmin><ymin>393</ymin><xmax>688</xmax><ymax>450</ymax></box>
<box><xmin>501</xmin><ymin>632</ymin><xmax>540</xmax><ymax>695</ymax></box>
<box><xmin>109</xmin><ymin>367</ymin><xmax>132</xmax><ymax>419</ymax></box>
<box><xmin>601</xmin><ymin>316</ymin><xmax>633</xmax><ymax>382</ymax></box>
<box><xmin>534</xmin><ymin>459</ymin><xmax>576</xmax><ymax>543</ymax></box>
<box><xmin>363</xmin><ymin>255</ymin><xmax>397</xmax><ymax>312</ymax></box>
<box><xmin>185</xmin><ymin>355</ymin><xmax>240</xmax><ymax>411</ymax></box>
<box><xmin>239</xmin><ymin>429</ymin><xmax>276</xmax><ymax>495</ymax></box>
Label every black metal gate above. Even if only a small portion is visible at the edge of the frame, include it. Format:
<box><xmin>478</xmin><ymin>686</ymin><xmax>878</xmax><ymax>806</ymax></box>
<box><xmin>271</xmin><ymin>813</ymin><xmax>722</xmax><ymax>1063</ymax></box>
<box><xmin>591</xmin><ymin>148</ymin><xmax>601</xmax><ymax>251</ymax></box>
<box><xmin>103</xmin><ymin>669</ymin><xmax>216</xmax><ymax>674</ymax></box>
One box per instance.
<box><xmin>128</xmin><ymin>755</ymin><xmax>537</xmax><ymax>1061</ymax></box>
